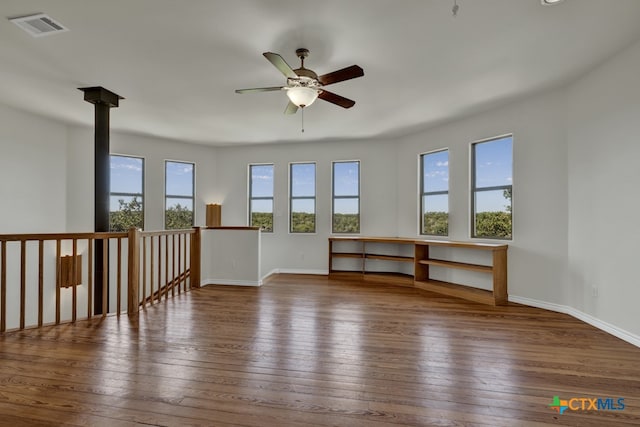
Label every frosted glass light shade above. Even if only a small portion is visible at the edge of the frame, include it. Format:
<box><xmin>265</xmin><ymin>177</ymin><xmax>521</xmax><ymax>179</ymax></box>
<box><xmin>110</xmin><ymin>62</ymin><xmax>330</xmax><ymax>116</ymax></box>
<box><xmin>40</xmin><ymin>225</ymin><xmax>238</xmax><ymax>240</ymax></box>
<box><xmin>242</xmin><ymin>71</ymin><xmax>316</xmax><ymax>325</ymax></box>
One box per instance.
<box><xmin>286</xmin><ymin>87</ymin><xmax>319</xmax><ymax>107</ymax></box>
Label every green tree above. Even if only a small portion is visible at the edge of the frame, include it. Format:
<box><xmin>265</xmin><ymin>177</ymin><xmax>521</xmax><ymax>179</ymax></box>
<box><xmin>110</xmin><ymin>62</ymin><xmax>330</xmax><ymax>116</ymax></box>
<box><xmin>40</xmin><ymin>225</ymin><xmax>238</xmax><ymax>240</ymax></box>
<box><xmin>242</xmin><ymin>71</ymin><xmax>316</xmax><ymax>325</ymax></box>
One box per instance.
<box><xmin>504</xmin><ymin>188</ymin><xmax>512</xmax><ymax>213</ymax></box>
<box><xmin>110</xmin><ymin>197</ymin><xmax>143</xmax><ymax>232</ymax></box>
<box><xmin>165</xmin><ymin>204</ymin><xmax>193</xmax><ymax>230</ymax></box>
<box><xmin>333</xmin><ymin>214</ymin><xmax>359</xmax><ymax>233</ymax></box>
<box><xmin>423</xmin><ymin>211</ymin><xmax>448</xmax><ymax>235</ymax></box>
<box><xmin>291</xmin><ymin>212</ymin><xmax>315</xmax><ymax>233</ymax></box>
<box><xmin>251</xmin><ymin>212</ymin><xmax>273</xmax><ymax>232</ymax></box>
<box><xmin>475</xmin><ymin>211</ymin><xmax>512</xmax><ymax>239</ymax></box>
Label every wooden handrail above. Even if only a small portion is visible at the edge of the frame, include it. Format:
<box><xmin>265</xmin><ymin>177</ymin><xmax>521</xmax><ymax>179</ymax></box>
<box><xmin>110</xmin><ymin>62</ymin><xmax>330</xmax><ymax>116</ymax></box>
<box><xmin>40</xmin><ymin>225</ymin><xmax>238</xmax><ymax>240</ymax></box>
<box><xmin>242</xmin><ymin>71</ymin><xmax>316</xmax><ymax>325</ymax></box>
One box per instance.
<box><xmin>0</xmin><ymin>227</ymin><xmax>202</xmax><ymax>333</ymax></box>
<box><xmin>0</xmin><ymin>232</ymin><xmax>128</xmax><ymax>242</ymax></box>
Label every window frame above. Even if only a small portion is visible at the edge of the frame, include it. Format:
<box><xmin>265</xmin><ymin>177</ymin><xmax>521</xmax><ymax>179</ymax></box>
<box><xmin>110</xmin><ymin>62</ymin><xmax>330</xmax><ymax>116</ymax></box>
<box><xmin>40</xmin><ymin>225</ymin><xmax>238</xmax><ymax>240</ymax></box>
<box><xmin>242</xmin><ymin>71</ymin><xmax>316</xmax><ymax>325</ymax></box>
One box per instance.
<box><xmin>331</xmin><ymin>160</ymin><xmax>361</xmax><ymax>234</ymax></box>
<box><xmin>109</xmin><ymin>154</ymin><xmax>145</xmax><ymax>232</ymax></box>
<box><xmin>289</xmin><ymin>162</ymin><xmax>317</xmax><ymax>234</ymax></box>
<box><xmin>248</xmin><ymin>163</ymin><xmax>275</xmax><ymax>233</ymax></box>
<box><xmin>470</xmin><ymin>134</ymin><xmax>513</xmax><ymax>240</ymax></box>
<box><xmin>164</xmin><ymin>160</ymin><xmax>195</xmax><ymax>230</ymax></box>
<box><xmin>419</xmin><ymin>148</ymin><xmax>449</xmax><ymax>236</ymax></box>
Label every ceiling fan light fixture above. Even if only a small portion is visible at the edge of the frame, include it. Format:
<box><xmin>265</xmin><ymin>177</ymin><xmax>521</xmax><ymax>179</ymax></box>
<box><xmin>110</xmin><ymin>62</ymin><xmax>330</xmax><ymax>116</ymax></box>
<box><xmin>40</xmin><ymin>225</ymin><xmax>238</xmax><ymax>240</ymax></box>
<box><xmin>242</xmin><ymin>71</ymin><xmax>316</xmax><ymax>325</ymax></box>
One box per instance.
<box><xmin>541</xmin><ymin>0</ymin><xmax>564</xmax><ymax>5</ymax></box>
<box><xmin>286</xmin><ymin>86</ymin><xmax>319</xmax><ymax>108</ymax></box>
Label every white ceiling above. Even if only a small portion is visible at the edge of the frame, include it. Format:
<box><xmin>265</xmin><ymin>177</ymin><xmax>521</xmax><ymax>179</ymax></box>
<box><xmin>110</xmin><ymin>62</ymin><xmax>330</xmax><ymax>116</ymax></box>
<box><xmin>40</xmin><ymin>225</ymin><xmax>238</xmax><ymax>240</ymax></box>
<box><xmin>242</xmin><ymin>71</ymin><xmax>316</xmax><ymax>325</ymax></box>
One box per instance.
<box><xmin>1</xmin><ymin>0</ymin><xmax>640</xmax><ymax>146</ymax></box>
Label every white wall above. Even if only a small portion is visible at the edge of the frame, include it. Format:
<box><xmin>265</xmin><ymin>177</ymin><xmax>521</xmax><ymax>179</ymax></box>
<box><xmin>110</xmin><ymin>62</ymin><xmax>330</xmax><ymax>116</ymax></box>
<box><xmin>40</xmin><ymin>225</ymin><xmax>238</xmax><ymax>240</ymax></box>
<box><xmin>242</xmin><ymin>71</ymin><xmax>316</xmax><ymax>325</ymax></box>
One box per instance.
<box><xmin>567</xmin><ymin>38</ymin><xmax>640</xmax><ymax>338</ymax></box>
<box><xmin>66</xmin><ymin>126</ymin><xmax>218</xmax><ymax>231</ymax></box>
<box><xmin>216</xmin><ymin>139</ymin><xmax>398</xmax><ymax>275</ymax></box>
<box><xmin>201</xmin><ymin>228</ymin><xmax>262</xmax><ymax>286</ymax></box>
<box><xmin>396</xmin><ymin>90</ymin><xmax>569</xmax><ymax>303</ymax></box>
<box><xmin>0</xmin><ymin>104</ymin><xmax>67</xmax><ymax>233</ymax></box>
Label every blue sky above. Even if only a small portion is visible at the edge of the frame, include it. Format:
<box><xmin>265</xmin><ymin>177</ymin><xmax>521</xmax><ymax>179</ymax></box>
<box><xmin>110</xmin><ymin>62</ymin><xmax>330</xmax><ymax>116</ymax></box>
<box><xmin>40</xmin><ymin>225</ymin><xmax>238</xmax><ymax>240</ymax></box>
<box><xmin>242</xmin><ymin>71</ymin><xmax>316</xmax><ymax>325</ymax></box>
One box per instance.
<box><xmin>423</xmin><ymin>136</ymin><xmax>512</xmax><ymax>213</ymax></box>
<box><xmin>250</xmin><ymin>162</ymin><xmax>360</xmax><ymax>215</ymax></box>
<box><xmin>110</xmin><ymin>156</ymin><xmax>195</xmax><ymax>211</ymax></box>
<box><xmin>112</xmin><ymin>143</ymin><xmax>510</xmax><ymax>216</ymax></box>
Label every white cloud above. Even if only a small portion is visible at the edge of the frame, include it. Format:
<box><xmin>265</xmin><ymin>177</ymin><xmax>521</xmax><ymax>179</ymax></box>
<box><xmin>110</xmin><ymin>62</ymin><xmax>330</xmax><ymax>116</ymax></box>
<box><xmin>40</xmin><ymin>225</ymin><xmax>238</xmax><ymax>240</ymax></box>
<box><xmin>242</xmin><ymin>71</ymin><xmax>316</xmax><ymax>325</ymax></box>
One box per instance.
<box><xmin>111</xmin><ymin>163</ymin><xmax>142</xmax><ymax>172</ymax></box>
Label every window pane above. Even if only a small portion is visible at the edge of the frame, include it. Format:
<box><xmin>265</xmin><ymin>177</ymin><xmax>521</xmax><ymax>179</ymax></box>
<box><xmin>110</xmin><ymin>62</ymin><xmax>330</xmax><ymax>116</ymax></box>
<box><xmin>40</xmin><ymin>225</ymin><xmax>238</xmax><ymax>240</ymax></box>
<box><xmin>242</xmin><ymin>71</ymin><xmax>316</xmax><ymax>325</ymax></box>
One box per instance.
<box><xmin>422</xmin><ymin>194</ymin><xmax>448</xmax><ymax>235</ymax></box>
<box><xmin>291</xmin><ymin>163</ymin><xmax>315</xmax><ymax>197</ymax></box>
<box><xmin>165</xmin><ymin>197</ymin><xmax>193</xmax><ymax>230</ymax></box>
<box><xmin>251</xmin><ymin>165</ymin><xmax>274</xmax><ymax>197</ymax></box>
<box><xmin>109</xmin><ymin>195</ymin><xmax>143</xmax><ymax>232</ymax></box>
<box><xmin>251</xmin><ymin>199</ymin><xmax>273</xmax><ymax>232</ymax></box>
<box><xmin>474</xmin><ymin>136</ymin><xmax>512</xmax><ymax>188</ymax></box>
<box><xmin>422</xmin><ymin>151</ymin><xmax>449</xmax><ymax>193</ymax></box>
<box><xmin>474</xmin><ymin>189</ymin><xmax>512</xmax><ymax>239</ymax></box>
<box><xmin>291</xmin><ymin>199</ymin><xmax>315</xmax><ymax>233</ymax></box>
<box><xmin>111</xmin><ymin>156</ymin><xmax>143</xmax><ymax>194</ymax></box>
<box><xmin>333</xmin><ymin>198</ymin><xmax>359</xmax><ymax>233</ymax></box>
<box><xmin>333</xmin><ymin>162</ymin><xmax>359</xmax><ymax>196</ymax></box>
<box><xmin>166</xmin><ymin>161</ymin><xmax>194</xmax><ymax>196</ymax></box>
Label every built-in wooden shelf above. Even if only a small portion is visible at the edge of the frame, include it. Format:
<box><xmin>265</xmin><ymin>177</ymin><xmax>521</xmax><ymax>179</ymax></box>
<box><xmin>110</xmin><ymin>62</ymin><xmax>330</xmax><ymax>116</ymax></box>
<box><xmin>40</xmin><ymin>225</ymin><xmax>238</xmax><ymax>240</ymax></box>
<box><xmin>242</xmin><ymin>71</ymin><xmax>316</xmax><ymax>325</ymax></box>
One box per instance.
<box><xmin>418</xmin><ymin>259</ymin><xmax>493</xmax><ymax>273</ymax></box>
<box><xmin>329</xmin><ymin>236</ymin><xmax>508</xmax><ymax>306</ymax></box>
<box><xmin>332</xmin><ymin>252</ymin><xmax>364</xmax><ymax>259</ymax></box>
<box><xmin>366</xmin><ymin>254</ymin><xmax>414</xmax><ymax>262</ymax></box>
<box><xmin>414</xmin><ymin>279</ymin><xmax>496</xmax><ymax>305</ymax></box>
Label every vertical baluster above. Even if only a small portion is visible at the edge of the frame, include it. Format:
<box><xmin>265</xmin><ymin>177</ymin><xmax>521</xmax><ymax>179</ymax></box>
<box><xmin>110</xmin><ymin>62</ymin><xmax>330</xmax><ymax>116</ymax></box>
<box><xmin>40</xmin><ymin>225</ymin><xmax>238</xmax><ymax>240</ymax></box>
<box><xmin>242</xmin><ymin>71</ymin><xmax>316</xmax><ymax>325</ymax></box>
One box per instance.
<box><xmin>71</xmin><ymin>239</ymin><xmax>77</xmax><ymax>322</ymax></box>
<box><xmin>177</xmin><ymin>234</ymin><xmax>182</xmax><ymax>295</ymax></box>
<box><xmin>157</xmin><ymin>235</ymin><xmax>162</xmax><ymax>303</ymax></box>
<box><xmin>117</xmin><ymin>237</ymin><xmax>122</xmax><ymax>315</ymax></box>
<box><xmin>38</xmin><ymin>240</ymin><xmax>44</xmax><ymax>327</ymax></box>
<box><xmin>56</xmin><ymin>239</ymin><xmax>61</xmax><ymax>324</ymax></box>
<box><xmin>102</xmin><ymin>239</ymin><xmax>108</xmax><ymax>316</ymax></box>
<box><xmin>171</xmin><ymin>234</ymin><xmax>176</xmax><ymax>297</ymax></box>
<box><xmin>164</xmin><ymin>234</ymin><xmax>169</xmax><ymax>300</ymax></box>
<box><xmin>88</xmin><ymin>238</ymin><xmax>93</xmax><ymax>319</ymax></box>
<box><xmin>20</xmin><ymin>240</ymin><xmax>26</xmax><ymax>330</ymax></box>
<box><xmin>1</xmin><ymin>241</ymin><xmax>6</xmax><ymax>333</ymax></box>
<box><xmin>150</xmin><ymin>235</ymin><xmax>155</xmax><ymax>305</ymax></box>
<box><xmin>186</xmin><ymin>234</ymin><xmax>191</xmax><ymax>290</ymax></box>
<box><xmin>183</xmin><ymin>233</ymin><xmax>187</xmax><ymax>292</ymax></box>
<box><xmin>142</xmin><ymin>236</ymin><xmax>147</xmax><ymax>308</ymax></box>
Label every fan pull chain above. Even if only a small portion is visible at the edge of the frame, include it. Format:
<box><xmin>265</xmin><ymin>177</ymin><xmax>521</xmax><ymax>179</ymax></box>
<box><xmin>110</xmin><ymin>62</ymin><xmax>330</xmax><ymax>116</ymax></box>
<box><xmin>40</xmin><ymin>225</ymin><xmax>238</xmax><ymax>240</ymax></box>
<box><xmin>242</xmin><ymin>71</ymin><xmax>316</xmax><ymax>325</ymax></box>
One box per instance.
<box><xmin>301</xmin><ymin>107</ymin><xmax>305</xmax><ymax>133</ymax></box>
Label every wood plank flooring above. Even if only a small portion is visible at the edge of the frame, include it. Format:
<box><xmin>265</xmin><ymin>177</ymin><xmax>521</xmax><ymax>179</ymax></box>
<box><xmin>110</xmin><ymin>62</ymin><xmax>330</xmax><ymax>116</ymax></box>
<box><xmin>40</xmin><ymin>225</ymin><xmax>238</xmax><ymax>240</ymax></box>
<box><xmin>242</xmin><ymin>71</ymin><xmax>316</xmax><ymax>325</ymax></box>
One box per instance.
<box><xmin>1</xmin><ymin>274</ymin><xmax>639</xmax><ymax>426</ymax></box>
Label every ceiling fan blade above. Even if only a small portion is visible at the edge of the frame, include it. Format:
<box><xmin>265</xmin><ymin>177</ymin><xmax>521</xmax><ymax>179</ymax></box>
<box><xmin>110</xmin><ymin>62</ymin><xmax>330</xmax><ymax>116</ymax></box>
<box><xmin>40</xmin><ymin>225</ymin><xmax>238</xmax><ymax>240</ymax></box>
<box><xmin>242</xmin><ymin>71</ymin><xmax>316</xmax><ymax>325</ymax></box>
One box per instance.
<box><xmin>263</xmin><ymin>52</ymin><xmax>298</xmax><ymax>79</ymax></box>
<box><xmin>235</xmin><ymin>86</ymin><xmax>284</xmax><ymax>94</ymax></box>
<box><xmin>318</xmin><ymin>90</ymin><xmax>356</xmax><ymax>109</ymax></box>
<box><xmin>318</xmin><ymin>65</ymin><xmax>364</xmax><ymax>86</ymax></box>
<box><xmin>284</xmin><ymin>101</ymin><xmax>299</xmax><ymax>115</ymax></box>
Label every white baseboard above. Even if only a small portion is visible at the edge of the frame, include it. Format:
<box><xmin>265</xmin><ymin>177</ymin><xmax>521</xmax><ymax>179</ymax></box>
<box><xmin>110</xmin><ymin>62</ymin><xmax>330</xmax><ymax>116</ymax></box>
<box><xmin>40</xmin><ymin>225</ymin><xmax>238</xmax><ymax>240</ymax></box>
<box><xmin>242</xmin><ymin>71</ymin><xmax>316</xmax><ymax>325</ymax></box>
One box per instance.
<box><xmin>201</xmin><ymin>278</ymin><xmax>262</xmax><ymax>287</ymax></box>
<box><xmin>276</xmin><ymin>268</ymin><xmax>328</xmax><ymax>275</ymax></box>
<box><xmin>261</xmin><ymin>268</ymin><xmax>327</xmax><ymax>282</ymax></box>
<box><xmin>509</xmin><ymin>295</ymin><xmax>640</xmax><ymax>348</ymax></box>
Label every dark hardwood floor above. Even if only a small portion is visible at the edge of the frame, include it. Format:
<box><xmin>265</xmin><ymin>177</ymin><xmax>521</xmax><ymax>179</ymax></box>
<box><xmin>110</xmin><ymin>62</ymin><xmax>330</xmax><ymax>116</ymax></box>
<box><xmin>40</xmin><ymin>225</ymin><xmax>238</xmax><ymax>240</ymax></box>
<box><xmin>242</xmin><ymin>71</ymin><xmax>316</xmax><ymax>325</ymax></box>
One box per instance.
<box><xmin>0</xmin><ymin>274</ymin><xmax>639</xmax><ymax>426</ymax></box>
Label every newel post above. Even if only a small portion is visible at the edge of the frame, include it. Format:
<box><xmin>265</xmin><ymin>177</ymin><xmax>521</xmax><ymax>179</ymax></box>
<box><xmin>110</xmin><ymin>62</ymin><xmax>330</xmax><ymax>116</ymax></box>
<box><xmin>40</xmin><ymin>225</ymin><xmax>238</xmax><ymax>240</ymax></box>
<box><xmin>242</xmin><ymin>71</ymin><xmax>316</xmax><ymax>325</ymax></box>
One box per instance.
<box><xmin>127</xmin><ymin>227</ymin><xmax>140</xmax><ymax>316</ymax></box>
<box><xmin>190</xmin><ymin>227</ymin><xmax>201</xmax><ymax>289</ymax></box>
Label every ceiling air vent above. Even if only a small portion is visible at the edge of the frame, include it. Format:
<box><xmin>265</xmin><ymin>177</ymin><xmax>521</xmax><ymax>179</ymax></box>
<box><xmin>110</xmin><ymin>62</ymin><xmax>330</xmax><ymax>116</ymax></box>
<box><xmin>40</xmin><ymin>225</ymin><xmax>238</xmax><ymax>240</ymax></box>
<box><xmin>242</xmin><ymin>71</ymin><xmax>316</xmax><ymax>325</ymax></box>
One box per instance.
<box><xmin>9</xmin><ymin>13</ymin><xmax>69</xmax><ymax>37</ymax></box>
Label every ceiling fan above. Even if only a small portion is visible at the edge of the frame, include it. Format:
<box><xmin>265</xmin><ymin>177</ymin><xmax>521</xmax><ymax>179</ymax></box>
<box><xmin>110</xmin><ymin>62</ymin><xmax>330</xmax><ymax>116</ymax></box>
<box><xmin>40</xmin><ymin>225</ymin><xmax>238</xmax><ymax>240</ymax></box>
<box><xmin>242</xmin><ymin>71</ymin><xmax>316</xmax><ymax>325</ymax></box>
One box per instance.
<box><xmin>235</xmin><ymin>48</ymin><xmax>364</xmax><ymax>115</ymax></box>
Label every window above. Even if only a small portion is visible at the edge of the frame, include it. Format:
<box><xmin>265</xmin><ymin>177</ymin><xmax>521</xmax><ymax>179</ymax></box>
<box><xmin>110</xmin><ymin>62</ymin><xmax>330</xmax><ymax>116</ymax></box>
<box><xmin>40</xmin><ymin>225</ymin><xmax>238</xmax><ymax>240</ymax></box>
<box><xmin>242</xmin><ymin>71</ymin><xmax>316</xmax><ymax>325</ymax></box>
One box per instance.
<box><xmin>332</xmin><ymin>160</ymin><xmax>360</xmax><ymax>234</ymax></box>
<box><xmin>249</xmin><ymin>164</ymin><xmax>274</xmax><ymax>232</ymax></box>
<box><xmin>290</xmin><ymin>162</ymin><xmax>316</xmax><ymax>233</ymax></box>
<box><xmin>165</xmin><ymin>161</ymin><xmax>195</xmax><ymax>230</ymax></box>
<box><xmin>471</xmin><ymin>135</ymin><xmax>513</xmax><ymax>239</ymax></box>
<box><xmin>420</xmin><ymin>149</ymin><xmax>449</xmax><ymax>236</ymax></box>
<box><xmin>110</xmin><ymin>155</ymin><xmax>144</xmax><ymax>232</ymax></box>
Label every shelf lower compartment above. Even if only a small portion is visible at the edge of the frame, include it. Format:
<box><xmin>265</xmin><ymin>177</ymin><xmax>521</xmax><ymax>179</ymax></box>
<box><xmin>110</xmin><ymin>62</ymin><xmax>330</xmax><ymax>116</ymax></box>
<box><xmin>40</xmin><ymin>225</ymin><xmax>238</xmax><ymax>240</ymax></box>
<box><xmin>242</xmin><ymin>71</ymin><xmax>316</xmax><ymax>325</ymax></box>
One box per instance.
<box><xmin>414</xmin><ymin>279</ymin><xmax>501</xmax><ymax>305</ymax></box>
